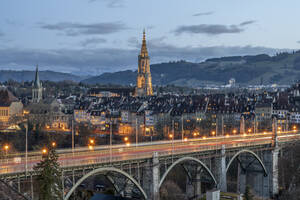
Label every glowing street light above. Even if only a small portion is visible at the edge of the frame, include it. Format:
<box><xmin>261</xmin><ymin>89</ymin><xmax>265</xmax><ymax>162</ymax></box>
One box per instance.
<box><xmin>211</xmin><ymin>131</ymin><xmax>216</xmax><ymax>136</ymax></box>
<box><xmin>4</xmin><ymin>145</ymin><xmax>9</xmax><ymax>151</ymax></box>
<box><xmin>226</xmin><ymin>134</ymin><xmax>230</xmax><ymax>138</ymax></box>
<box><xmin>89</xmin><ymin>139</ymin><xmax>95</xmax><ymax>145</ymax></box>
<box><xmin>88</xmin><ymin>145</ymin><xmax>94</xmax><ymax>150</ymax></box>
<box><xmin>248</xmin><ymin>128</ymin><xmax>252</xmax><ymax>133</ymax></box>
<box><xmin>169</xmin><ymin>134</ymin><xmax>173</xmax><ymax>139</ymax></box>
<box><xmin>232</xmin><ymin>129</ymin><xmax>237</xmax><ymax>134</ymax></box>
<box><xmin>42</xmin><ymin>148</ymin><xmax>48</xmax><ymax>154</ymax></box>
<box><xmin>184</xmin><ymin>137</ymin><xmax>188</xmax><ymax>142</ymax></box>
<box><xmin>3</xmin><ymin>144</ymin><xmax>9</xmax><ymax>164</ymax></box>
<box><xmin>126</xmin><ymin>142</ymin><xmax>130</xmax><ymax>147</ymax></box>
<box><xmin>51</xmin><ymin>142</ymin><xmax>56</xmax><ymax>147</ymax></box>
<box><xmin>124</xmin><ymin>137</ymin><xmax>129</xmax><ymax>142</ymax></box>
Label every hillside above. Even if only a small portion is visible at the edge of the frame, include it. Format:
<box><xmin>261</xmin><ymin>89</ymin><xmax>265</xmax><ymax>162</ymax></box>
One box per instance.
<box><xmin>82</xmin><ymin>51</ymin><xmax>300</xmax><ymax>86</ymax></box>
<box><xmin>2</xmin><ymin>51</ymin><xmax>300</xmax><ymax>86</ymax></box>
<box><xmin>0</xmin><ymin>70</ymin><xmax>85</xmax><ymax>82</ymax></box>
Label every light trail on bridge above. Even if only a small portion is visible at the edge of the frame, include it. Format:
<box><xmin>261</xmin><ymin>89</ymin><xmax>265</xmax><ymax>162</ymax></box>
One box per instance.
<box><xmin>0</xmin><ymin>131</ymin><xmax>299</xmax><ymax>175</ymax></box>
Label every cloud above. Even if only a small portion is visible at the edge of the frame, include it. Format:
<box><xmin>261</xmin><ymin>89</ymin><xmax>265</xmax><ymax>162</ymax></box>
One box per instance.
<box><xmin>39</xmin><ymin>21</ymin><xmax>128</xmax><ymax>36</ymax></box>
<box><xmin>79</xmin><ymin>38</ymin><xmax>107</xmax><ymax>47</ymax></box>
<box><xmin>174</xmin><ymin>24</ymin><xmax>243</xmax><ymax>35</ymax></box>
<box><xmin>89</xmin><ymin>0</ymin><xmax>124</xmax><ymax>8</ymax></box>
<box><xmin>144</xmin><ymin>39</ymin><xmax>288</xmax><ymax>63</ymax></box>
<box><xmin>240</xmin><ymin>20</ymin><xmax>256</xmax><ymax>26</ymax></box>
<box><xmin>193</xmin><ymin>11</ymin><xmax>214</xmax><ymax>17</ymax></box>
<box><xmin>0</xmin><ymin>43</ymin><xmax>288</xmax><ymax>75</ymax></box>
<box><xmin>174</xmin><ymin>20</ymin><xmax>255</xmax><ymax>35</ymax></box>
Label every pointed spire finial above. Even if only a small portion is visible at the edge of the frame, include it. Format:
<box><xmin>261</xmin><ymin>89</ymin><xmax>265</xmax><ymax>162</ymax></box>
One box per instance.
<box><xmin>143</xmin><ymin>29</ymin><xmax>146</xmax><ymax>41</ymax></box>
<box><xmin>34</xmin><ymin>64</ymin><xmax>40</xmax><ymax>88</ymax></box>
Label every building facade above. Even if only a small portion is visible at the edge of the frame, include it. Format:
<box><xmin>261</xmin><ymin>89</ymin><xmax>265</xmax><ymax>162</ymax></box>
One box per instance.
<box><xmin>136</xmin><ymin>30</ymin><xmax>153</xmax><ymax>97</ymax></box>
<box><xmin>0</xmin><ymin>89</ymin><xmax>23</xmax><ymax>126</ymax></box>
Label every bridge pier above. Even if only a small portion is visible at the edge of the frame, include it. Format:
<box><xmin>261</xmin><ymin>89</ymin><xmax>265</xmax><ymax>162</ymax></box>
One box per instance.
<box><xmin>152</xmin><ymin>152</ymin><xmax>160</xmax><ymax>200</ymax></box>
<box><xmin>220</xmin><ymin>145</ymin><xmax>227</xmax><ymax>192</ymax></box>
<box><xmin>196</xmin><ymin>166</ymin><xmax>201</xmax><ymax>197</ymax></box>
<box><xmin>142</xmin><ymin>152</ymin><xmax>160</xmax><ymax>200</ymax></box>
<box><xmin>271</xmin><ymin>148</ymin><xmax>279</xmax><ymax>196</ymax></box>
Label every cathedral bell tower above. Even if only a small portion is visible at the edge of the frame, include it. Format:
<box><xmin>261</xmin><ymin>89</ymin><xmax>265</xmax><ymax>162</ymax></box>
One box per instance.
<box><xmin>135</xmin><ymin>30</ymin><xmax>153</xmax><ymax>97</ymax></box>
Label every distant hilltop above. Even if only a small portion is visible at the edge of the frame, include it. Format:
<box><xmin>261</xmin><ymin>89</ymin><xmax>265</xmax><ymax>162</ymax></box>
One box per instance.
<box><xmin>2</xmin><ymin>50</ymin><xmax>300</xmax><ymax>86</ymax></box>
<box><xmin>82</xmin><ymin>51</ymin><xmax>300</xmax><ymax>86</ymax></box>
<box><xmin>0</xmin><ymin>70</ymin><xmax>85</xmax><ymax>83</ymax></box>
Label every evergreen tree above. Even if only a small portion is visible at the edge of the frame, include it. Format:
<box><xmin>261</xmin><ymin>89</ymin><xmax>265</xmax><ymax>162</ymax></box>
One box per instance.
<box><xmin>244</xmin><ymin>185</ymin><xmax>254</xmax><ymax>200</ymax></box>
<box><xmin>34</xmin><ymin>146</ymin><xmax>62</xmax><ymax>200</ymax></box>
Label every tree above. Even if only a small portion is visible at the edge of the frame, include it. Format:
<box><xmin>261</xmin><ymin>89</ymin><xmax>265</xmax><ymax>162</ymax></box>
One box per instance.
<box><xmin>244</xmin><ymin>185</ymin><xmax>254</xmax><ymax>200</ymax></box>
<box><xmin>34</xmin><ymin>146</ymin><xmax>62</xmax><ymax>200</ymax></box>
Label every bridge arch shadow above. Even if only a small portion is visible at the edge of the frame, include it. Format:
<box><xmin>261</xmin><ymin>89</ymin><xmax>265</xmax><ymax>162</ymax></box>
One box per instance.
<box><xmin>226</xmin><ymin>149</ymin><xmax>268</xmax><ymax>176</ymax></box>
<box><xmin>226</xmin><ymin>149</ymin><xmax>268</xmax><ymax>195</ymax></box>
<box><xmin>159</xmin><ymin>156</ymin><xmax>217</xmax><ymax>189</ymax></box>
<box><xmin>64</xmin><ymin>167</ymin><xmax>147</xmax><ymax>200</ymax></box>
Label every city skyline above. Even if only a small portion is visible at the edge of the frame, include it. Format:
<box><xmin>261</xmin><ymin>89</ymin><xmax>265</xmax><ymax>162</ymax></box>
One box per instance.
<box><xmin>0</xmin><ymin>0</ymin><xmax>299</xmax><ymax>75</ymax></box>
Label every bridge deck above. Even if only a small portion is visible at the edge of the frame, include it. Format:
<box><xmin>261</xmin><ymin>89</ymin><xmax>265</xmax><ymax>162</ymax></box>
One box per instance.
<box><xmin>0</xmin><ymin>131</ymin><xmax>299</xmax><ymax>178</ymax></box>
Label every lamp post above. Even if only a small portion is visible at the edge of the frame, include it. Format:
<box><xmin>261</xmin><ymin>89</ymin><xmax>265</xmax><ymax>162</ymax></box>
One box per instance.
<box><xmin>172</xmin><ymin>120</ymin><xmax>174</xmax><ymax>161</ymax></box>
<box><xmin>181</xmin><ymin>115</ymin><xmax>184</xmax><ymax>140</ymax></box>
<box><xmin>135</xmin><ymin>118</ymin><xmax>138</xmax><ymax>148</ymax></box>
<box><xmin>4</xmin><ymin>144</ymin><xmax>9</xmax><ymax>164</ymax></box>
<box><xmin>72</xmin><ymin>119</ymin><xmax>74</xmax><ymax>157</ymax></box>
<box><xmin>25</xmin><ymin>123</ymin><xmax>28</xmax><ymax>176</ymax></box>
<box><xmin>110</xmin><ymin>120</ymin><xmax>112</xmax><ymax>163</ymax></box>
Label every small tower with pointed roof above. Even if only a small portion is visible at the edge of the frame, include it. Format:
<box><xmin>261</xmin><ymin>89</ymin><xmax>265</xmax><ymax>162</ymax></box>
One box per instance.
<box><xmin>136</xmin><ymin>30</ymin><xmax>153</xmax><ymax>96</ymax></box>
<box><xmin>32</xmin><ymin>65</ymin><xmax>43</xmax><ymax>103</ymax></box>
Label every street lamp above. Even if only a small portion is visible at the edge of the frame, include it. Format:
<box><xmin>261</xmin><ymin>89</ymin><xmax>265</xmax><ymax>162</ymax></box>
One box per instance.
<box><xmin>110</xmin><ymin>120</ymin><xmax>112</xmax><ymax>163</ymax></box>
<box><xmin>51</xmin><ymin>142</ymin><xmax>56</xmax><ymax>148</ymax></box>
<box><xmin>4</xmin><ymin>144</ymin><xmax>9</xmax><ymax>164</ymax></box>
<box><xmin>89</xmin><ymin>139</ymin><xmax>95</xmax><ymax>145</ymax></box>
<box><xmin>88</xmin><ymin>145</ymin><xmax>94</xmax><ymax>150</ymax></box>
<box><xmin>211</xmin><ymin>131</ymin><xmax>216</xmax><ymax>136</ymax></box>
<box><xmin>42</xmin><ymin>148</ymin><xmax>48</xmax><ymax>155</ymax></box>
<box><xmin>4</xmin><ymin>145</ymin><xmax>9</xmax><ymax>151</ymax></box>
<box><xmin>124</xmin><ymin>137</ymin><xmax>129</xmax><ymax>142</ymax></box>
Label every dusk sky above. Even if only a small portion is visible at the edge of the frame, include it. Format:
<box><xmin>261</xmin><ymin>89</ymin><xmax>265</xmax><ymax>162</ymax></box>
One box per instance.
<box><xmin>0</xmin><ymin>0</ymin><xmax>299</xmax><ymax>75</ymax></box>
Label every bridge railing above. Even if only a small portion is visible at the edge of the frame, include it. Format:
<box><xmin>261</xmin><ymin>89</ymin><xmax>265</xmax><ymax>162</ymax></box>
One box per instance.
<box><xmin>0</xmin><ymin>133</ymin><xmax>299</xmax><ymax>175</ymax></box>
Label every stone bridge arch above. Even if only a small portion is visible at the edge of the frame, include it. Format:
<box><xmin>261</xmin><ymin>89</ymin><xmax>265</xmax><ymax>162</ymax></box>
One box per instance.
<box><xmin>64</xmin><ymin>167</ymin><xmax>147</xmax><ymax>200</ymax></box>
<box><xmin>159</xmin><ymin>156</ymin><xmax>217</xmax><ymax>189</ymax></box>
<box><xmin>226</xmin><ymin>149</ymin><xmax>268</xmax><ymax>176</ymax></box>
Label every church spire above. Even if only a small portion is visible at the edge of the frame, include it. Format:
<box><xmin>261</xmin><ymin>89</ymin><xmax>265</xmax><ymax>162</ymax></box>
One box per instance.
<box><xmin>32</xmin><ymin>64</ymin><xmax>43</xmax><ymax>103</ymax></box>
<box><xmin>140</xmin><ymin>29</ymin><xmax>148</xmax><ymax>57</ymax></box>
<box><xmin>34</xmin><ymin>64</ymin><xmax>41</xmax><ymax>88</ymax></box>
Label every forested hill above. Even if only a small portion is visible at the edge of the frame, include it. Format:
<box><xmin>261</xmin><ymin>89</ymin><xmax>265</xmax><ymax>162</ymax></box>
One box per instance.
<box><xmin>2</xmin><ymin>51</ymin><xmax>300</xmax><ymax>86</ymax></box>
<box><xmin>82</xmin><ymin>51</ymin><xmax>300</xmax><ymax>86</ymax></box>
<box><xmin>0</xmin><ymin>70</ymin><xmax>84</xmax><ymax>82</ymax></box>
